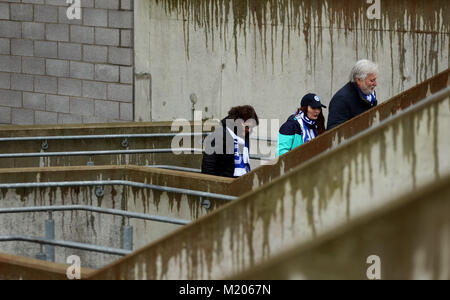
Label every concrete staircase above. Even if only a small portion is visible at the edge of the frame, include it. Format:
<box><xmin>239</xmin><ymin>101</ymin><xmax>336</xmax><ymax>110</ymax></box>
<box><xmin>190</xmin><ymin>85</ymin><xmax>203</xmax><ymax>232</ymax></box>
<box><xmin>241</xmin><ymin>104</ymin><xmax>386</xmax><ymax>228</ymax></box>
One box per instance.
<box><xmin>87</xmin><ymin>85</ymin><xmax>450</xmax><ymax>279</ymax></box>
<box><xmin>0</xmin><ymin>69</ymin><xmax>448</xmax><ymax>279</ymax></box>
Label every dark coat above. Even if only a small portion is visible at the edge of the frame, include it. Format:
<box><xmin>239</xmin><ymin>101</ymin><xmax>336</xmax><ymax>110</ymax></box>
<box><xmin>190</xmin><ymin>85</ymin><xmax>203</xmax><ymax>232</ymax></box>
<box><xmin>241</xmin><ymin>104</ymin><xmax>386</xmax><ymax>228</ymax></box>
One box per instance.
<box><xmin>327</xmin><ymin>82</ymin><xmax>378</xmax><ymax>130</ymax></box>
<box><xmin>201</xmin><ymin>119</ymin><xmax>250</xmax><ymax>178</ymax></box>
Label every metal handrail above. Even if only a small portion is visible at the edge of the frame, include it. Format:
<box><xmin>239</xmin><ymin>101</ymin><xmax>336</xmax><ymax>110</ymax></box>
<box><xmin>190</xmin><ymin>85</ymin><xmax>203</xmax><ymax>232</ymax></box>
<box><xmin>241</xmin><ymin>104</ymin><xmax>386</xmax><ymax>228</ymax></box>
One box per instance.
<box><xmin>0</xmin><ymin>133</ymin><xmax>278</xmax><ymax>143</ymax></box>
<box><xmin>0</xmin><ymin>180</ymin><xmax>237</xmax><ymax>201</ymax></box>
<box><xmin>0</xmin><ymin>148</ymin><xmax>272</xmax><ymax>161</ymax></box>
<box><xmin>0</xmin><ymin>132</ymin><xmax>277</xmax><ymax>143</ymax></box>
<box><xmin>0</xmin><ymin>133</ymin><xmax>207</xmax><ymax>142</ymax></box>
<box><xmin>0</xmin><ymin>235</ymin><xmax>131</xmax><ymax>256</ymax></box>
<box><xmin>250</xmin><ymin>155</ymin><xmax>275</xmax><ymax>161</ymax></box>
<box><xmin>250</xmin><ymin>136</ymin><xmax>278</xmax><ymax>143</ymax></box>
<box><xmin>0</xmin><ymin>148</ymin><xmax>203</xmax><ymax>158</ymax></box>
<box><xmin>0</xmin><ymin>205</ymin><xmax>190</xmax><ymax>226</ymax></box>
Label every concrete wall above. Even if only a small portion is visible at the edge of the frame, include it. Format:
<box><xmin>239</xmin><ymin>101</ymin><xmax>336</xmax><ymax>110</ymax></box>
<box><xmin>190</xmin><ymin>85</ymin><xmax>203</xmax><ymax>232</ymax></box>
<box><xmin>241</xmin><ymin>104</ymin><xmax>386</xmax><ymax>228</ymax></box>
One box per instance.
<box><xmin>89</xmin><ymin>88</ymin><xmax>450</xmax><ymax>279</ymax></box>
<box><xmin>235</xmin><ymin>174</ymin><xmax>450</xmax><ymax>280</ymax></box>
<box><xmin>0</xmin><ymin>0</ymin><xmax>447</xmax><ymax>126</ymax></box>
<box><xmin>0</xmin><ymin>166</ymin><xmax>233</xmax><ymax>269</ymax></box>
<box><xmin>135</xmin><ymin>0</ymin><xmax>449</xmax><ymax>124</ymax></box>
<box><xmin>0</xmin><ymin>0</ymin><xmax>134</xmax><ymax>125</ymax></box>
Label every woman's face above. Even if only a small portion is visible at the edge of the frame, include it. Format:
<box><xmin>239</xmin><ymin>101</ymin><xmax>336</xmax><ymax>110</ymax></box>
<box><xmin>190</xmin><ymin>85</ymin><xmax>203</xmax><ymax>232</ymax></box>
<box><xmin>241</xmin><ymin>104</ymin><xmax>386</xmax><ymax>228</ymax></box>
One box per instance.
<box><xmin>239</xmin><ymin>119</ymin><xmax>257</xmax><ymax>136</ymax></box>
<box><xmin>307</xmin><ymin>106</ymin><xmax>321</xmax><ymax>120</ymax></box>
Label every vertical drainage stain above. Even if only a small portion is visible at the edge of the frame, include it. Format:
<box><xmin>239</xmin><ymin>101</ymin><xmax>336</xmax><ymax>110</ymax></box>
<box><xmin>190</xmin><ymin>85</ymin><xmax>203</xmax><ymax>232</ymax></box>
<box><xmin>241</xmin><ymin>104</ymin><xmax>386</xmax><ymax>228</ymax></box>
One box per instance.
<box><xmin>346</xmin><ymin>160</ymin><xmax>353</xmax><ymax>221</ymax></box>
<box><xmin>401</xmin><ymin>114</ymin><xmax>418</xmax><ymax>189</ymax></box>
<box><xmin>378</xmin><ymin>130</ymin><xmax>388</xmax><ymax>177</ymax></box>
<box><xmin>432</xmin><ymin>103</ymin><xmax>441</xmax><ymax>179</ymax></box>
<box><xmin>154</xmin><ymin>0</ymin><xmax>448</xmax><ymax>84</ymax></box>
<box><xmin>0</xmin><ymin>189</ymin><xmax>7</xmax><ymax>201</ymax></box>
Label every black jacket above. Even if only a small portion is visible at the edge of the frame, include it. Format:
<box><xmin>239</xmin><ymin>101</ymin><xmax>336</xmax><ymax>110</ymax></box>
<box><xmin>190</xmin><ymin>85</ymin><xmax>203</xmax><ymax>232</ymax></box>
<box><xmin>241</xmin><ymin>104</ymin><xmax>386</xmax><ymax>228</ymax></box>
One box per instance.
<box><xmin>279</xmin><ymin>115</ymin><xmax>303</xmax><ymax>136</ymax></box>
<box><xmin>201</xmin><ymin>118</ymin><xmax>249</xmax><ymax>178</ymax></box>
<box><xmin>327</xmin><ymin>82</ymin><xmax>377</xmax><ymax>130</ymax></box>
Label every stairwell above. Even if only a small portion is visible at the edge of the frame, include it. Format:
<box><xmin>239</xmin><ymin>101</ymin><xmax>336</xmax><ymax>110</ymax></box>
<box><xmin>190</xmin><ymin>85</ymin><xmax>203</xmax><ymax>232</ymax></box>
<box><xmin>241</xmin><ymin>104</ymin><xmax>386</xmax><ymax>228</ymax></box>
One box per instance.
<box><xmin>0</xmin><ymin>70</ymin><xmax>448</xmax><ymax>279</ymax></box>
<box><xmin>88</xmin><ymin>84</ymin><xmax>450</xmax><ymax>280</ymax></box>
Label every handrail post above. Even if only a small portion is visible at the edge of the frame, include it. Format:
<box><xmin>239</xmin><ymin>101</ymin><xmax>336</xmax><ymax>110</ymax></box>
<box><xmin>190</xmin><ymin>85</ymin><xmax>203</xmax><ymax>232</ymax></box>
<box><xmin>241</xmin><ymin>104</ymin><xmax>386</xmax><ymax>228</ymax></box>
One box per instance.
<box><xmin>45</xmin><ymin>212</ymin><xmax>55</xmax><ymax>262</ymax></box>
<box><xmin>35</xmin><ymin>244</ymin><xmax>46</xmax><ymax>261</ymax></box>
<box><xmin>122</xmin><ymin>218</ymin><xmax>133</xmax><ymax>252</ymax></box>
<box><xmin>87</xmin><ymin>156</ymin><xmax>94</xmax><ymax>166</ymax></box>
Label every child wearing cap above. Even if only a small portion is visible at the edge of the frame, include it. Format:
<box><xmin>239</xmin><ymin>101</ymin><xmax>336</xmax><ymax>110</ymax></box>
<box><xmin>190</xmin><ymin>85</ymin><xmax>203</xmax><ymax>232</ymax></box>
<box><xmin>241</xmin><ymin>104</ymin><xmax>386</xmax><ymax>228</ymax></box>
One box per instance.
<box><xmin>277</xmin><ymin>93</ymin><xmax>326</xmax><ymax>157</ymax></box>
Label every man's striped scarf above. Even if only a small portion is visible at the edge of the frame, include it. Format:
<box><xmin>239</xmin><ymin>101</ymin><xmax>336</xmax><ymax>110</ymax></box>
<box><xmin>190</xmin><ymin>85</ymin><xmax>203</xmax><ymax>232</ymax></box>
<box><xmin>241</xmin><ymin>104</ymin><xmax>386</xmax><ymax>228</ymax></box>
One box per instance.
<box><xmin>356</xmin><ymin>85</ymin><xmax>377</xmax><ymax>107</ymax></box>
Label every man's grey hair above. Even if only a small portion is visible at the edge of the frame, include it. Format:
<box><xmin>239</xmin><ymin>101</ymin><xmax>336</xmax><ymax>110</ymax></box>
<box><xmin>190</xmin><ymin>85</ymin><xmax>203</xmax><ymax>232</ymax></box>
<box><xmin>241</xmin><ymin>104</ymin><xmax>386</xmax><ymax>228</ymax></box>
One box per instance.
<box><xmin>350</xmin><ymin>59</ymin><xmax>378</xmax><ymax>82</ymax></box>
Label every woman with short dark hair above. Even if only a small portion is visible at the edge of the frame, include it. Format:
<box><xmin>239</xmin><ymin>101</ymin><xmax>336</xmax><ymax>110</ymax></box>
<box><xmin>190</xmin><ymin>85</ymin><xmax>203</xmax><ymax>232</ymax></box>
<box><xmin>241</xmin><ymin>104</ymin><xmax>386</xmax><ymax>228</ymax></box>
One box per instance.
<box><xmin>202</xmin><ymin>105</ymin><xmax>259</xmax><ymax>178</ymax></box>
<box><xmin>277</xmin><ymin>94</ymin><xmax>326</xmax><ymax>157</ymax></box>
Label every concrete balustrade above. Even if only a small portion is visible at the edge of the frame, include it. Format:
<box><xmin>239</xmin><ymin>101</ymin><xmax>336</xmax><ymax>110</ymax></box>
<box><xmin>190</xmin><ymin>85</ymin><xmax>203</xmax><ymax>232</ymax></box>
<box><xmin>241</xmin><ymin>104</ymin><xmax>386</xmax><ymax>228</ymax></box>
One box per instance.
<box><xmin>234</xmin><ymin>174</ymin><xmax>450</xmax><ymax>280</ymax></box>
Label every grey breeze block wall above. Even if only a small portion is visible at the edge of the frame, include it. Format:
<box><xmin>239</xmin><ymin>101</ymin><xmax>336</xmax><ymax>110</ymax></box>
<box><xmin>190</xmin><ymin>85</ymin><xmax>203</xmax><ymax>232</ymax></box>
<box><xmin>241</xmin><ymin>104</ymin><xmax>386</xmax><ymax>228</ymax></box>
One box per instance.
<box><xmin>0</xmin><ymin>0</ymin><xmax>134</xmax><ymax>125</ymax></box>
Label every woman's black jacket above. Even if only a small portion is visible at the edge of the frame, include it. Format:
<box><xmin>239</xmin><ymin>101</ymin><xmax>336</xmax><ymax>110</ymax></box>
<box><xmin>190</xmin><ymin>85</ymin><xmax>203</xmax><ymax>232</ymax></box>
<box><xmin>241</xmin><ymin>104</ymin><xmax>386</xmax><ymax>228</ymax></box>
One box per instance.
<box><xmin>201</xmin><ymin>118</ymin><xmax>250</xmax><ymax>178</ymax></box>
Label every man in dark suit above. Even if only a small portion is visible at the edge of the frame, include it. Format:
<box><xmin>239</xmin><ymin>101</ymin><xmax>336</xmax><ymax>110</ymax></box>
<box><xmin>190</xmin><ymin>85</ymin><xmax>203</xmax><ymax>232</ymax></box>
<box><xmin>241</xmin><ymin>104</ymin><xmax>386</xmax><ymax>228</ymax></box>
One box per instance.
<box><xmin>327</xmin><ymin>59</ymin><xmax>379</xmax><ymax>130</ymax></box>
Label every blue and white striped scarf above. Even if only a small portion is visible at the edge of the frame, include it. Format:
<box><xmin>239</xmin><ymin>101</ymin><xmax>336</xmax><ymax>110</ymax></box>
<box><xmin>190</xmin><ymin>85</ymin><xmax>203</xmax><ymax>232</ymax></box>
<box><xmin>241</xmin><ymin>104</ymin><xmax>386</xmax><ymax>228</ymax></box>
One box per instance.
<box><xmin>227</xmin><ymin>128</ymin><xmax>251</xmax><ymax>177</ymax></box>
<box><xmin>356</xmin><ymin>86</ymin><xmax>377</xmax><ymax>107</ymax></box>
<box><xmin>295</xmin><ymin>111</ymin><xmax>317</xmax><ymax>144</ymax></box>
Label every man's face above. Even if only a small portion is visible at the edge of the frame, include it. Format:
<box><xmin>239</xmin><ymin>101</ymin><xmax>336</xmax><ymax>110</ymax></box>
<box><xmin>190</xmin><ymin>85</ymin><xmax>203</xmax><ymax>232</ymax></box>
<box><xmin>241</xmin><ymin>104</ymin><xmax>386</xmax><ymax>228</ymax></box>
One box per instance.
<box><xmin>357</xmin><ymin>73</ymin><xmax>378</xmax><ymax>95</ymax></box>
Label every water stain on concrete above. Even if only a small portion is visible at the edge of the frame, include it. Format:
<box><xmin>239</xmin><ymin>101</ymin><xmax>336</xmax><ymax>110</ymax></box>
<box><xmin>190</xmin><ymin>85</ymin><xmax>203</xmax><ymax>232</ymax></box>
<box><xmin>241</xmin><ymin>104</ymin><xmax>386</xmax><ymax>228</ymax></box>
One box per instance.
<box><xmin>155</xmin><ymin>0</ymin><xmax>448</xmax><ymax>82</ymax></box>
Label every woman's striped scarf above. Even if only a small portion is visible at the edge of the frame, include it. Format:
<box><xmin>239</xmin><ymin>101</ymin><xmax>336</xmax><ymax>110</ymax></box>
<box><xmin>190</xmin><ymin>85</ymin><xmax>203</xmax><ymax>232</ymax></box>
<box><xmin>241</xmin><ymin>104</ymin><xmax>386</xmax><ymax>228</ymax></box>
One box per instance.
<box><xmin>226</xmin><ymin>128</ymin><xmax>251</xmax><ymax>177</ymax></box>
<box><xmin>295</xmin><ymin>111</ymin><xmax>318</xmax><ymax>144</ymax></box>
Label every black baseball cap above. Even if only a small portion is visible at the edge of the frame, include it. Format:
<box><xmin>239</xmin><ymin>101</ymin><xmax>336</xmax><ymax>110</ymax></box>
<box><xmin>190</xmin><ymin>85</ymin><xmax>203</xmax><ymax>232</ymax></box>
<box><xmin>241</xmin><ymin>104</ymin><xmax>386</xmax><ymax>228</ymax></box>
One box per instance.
<box><xmin>301</xmin><ymin>93</ymin><xmax>327</xmax><ymax>109</ymax></box>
